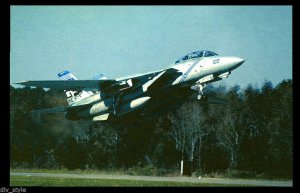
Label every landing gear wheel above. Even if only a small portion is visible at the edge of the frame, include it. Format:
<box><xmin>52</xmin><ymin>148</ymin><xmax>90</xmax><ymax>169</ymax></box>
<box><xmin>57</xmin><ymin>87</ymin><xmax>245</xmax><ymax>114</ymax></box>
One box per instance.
<box><xmin>197</xmin><ymin>94</ymin><xmax>202</xmax><ymax>100</ymax></box>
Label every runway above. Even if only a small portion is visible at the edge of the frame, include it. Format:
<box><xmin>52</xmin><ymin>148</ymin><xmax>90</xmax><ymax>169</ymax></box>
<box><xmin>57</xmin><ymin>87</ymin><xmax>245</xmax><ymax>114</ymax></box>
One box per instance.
<box><xmin>10</xmin><ymin>172</ymin><xmax>292</xmax><ymax>187</ymax></box>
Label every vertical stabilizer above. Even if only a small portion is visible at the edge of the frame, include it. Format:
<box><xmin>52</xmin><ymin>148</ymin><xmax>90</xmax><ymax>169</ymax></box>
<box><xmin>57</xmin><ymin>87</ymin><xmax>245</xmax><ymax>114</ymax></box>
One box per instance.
<box><xmin>58</xmin><ymin>70</ymin><xmax>94</xmax><ymax>106</ymax></box>
<box><xmin>93</xmin><ymin>73</ymin><xmax>107</xmax><ymax>80</ymax></box>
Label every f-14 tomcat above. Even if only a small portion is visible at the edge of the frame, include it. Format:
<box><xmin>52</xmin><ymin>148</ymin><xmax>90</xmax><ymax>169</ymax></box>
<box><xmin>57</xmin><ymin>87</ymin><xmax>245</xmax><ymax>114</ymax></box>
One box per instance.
<box><xmin>16</xmin><ymin>50</ymin><xmax>244</xmax><ymax>122</ymax></box>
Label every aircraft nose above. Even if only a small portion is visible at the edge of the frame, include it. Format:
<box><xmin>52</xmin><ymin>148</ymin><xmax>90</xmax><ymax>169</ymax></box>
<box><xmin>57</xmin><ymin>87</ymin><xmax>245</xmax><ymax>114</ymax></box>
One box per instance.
<box><xmin>229</xmin><ymin>57</ymin><xmax>245</xmax><ymax>70</ymax></box>
<box><xmin>236</xmin><ymin>57</ymin><xmax>245</xmax><ymax>65</ymax></box>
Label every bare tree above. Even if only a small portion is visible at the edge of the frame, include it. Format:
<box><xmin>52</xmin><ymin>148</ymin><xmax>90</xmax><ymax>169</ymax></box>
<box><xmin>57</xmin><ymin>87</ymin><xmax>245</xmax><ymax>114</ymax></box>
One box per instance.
<box><xmin>216</xmin><ymin>111</ymin><xmax>240</xmax><ymax>169</ymax></box>
<box><xmin>168</xmin><ymin>102</ymin><xmax>206</xmax><ymax>174</ymax></box>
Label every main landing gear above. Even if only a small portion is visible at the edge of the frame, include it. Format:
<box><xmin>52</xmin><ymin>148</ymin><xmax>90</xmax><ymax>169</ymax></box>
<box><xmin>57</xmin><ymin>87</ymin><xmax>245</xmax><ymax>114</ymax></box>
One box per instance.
<box><xmin>112</xmin><ymin>95</ymin><xmax>121</xmax><ymax>115</ymax></box>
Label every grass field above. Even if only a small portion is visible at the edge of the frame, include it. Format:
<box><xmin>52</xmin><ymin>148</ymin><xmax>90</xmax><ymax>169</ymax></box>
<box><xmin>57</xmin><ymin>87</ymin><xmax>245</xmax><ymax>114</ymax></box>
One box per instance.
<box><xmin>10</xmin><ymin>169</ymin><xmax>292</xmax><ymax>187</ymax></box>
<box><xmin>10</xmin><ymin>176</ymin><xmax>242</xmax><ymax>187</ymax></box>
<box><xmin>10</xmin><ymin>168</ymin><xmax>124</xmax><ymax>175</ymax></box>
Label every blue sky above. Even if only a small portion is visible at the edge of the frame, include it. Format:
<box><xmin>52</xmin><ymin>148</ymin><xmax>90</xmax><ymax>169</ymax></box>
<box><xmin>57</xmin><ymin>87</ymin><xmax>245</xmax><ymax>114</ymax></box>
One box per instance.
<box><xmin>10</xmin><ymin>6</ymin><xmax>292</xmax><ymax>89</ymax></box>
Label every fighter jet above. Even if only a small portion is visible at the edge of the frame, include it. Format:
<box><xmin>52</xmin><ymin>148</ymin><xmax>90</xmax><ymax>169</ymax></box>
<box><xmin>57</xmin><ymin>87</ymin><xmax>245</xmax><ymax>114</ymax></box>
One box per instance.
<box><xmin>16</xmin><ymin>50</ymin><xmax>244</xmax><ymax>122</ymax></box>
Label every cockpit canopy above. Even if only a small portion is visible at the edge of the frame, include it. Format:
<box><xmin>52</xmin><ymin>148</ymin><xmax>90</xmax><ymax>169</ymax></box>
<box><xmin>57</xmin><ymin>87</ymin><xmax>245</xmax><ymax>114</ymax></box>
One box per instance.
<box><xmin>175</xmin><ymin>50</ymin><xmax>218</xmax><ymax>64</ymax></box>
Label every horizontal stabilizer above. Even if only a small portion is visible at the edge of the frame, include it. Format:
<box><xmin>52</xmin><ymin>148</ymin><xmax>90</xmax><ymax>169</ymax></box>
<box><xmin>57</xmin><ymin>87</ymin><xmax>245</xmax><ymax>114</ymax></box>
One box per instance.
<box><xmin>32</xmin><ymin>106</ymin><xmax>67</xmax><ymax>114</ymax></box>
<box><xmin>31</xmin><ymin>104</ymin><xmax>91</xmax><ymax>114</ymax></box>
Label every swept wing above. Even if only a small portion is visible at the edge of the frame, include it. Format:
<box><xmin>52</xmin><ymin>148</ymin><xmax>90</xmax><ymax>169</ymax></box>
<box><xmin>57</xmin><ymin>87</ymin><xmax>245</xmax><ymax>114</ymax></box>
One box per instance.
<box><xmin>15</xmin><ymin>68</ymin><xmax>168</xmax><ymax>92</ymax></box>
<box><xmin>15</xmin><ymin>80</ymin><xmax>116</xmax><ymax>91</ymax></box>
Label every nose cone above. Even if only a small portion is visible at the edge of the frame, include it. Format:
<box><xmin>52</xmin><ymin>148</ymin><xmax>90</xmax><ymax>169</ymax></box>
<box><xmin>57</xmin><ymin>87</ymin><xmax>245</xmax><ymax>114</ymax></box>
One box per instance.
<box><xmin>228</xmin><ymin>57</ymin><xmax>245</xmax><ymax>70</ymax></box>
<box><xmin>235</xmin><ymin>57</ymin><xmax>245</xmax><ymax>66</ymax></box>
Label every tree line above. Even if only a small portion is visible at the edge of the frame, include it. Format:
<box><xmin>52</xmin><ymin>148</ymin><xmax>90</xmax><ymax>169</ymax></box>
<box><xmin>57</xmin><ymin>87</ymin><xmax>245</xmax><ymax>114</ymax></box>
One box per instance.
<box><xmin>10</xmin><ymin>79</ymin><xmax>292</xmax><ymax>178</ymax></box>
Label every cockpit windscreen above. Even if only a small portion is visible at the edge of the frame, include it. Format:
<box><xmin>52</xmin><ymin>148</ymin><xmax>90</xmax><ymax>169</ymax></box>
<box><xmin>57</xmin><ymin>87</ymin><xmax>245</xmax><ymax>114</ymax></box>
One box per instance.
<box><xmin>175</xmin><ymin>50</ymin><xmax>218</xmax><ymax>64</ymax></box>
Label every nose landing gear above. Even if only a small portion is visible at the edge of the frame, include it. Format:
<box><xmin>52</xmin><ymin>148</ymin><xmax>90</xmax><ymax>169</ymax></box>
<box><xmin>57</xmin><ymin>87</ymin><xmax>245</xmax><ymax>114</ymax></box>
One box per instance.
<box><xmin>197</xmin><ymin>93</ymin><xmax>202</xmax><ymax>100</ymax></box>
<box><xmin>191</xmin><ymin>83</ymin><xmax>206</xmax><ymax>100</ymax></box>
